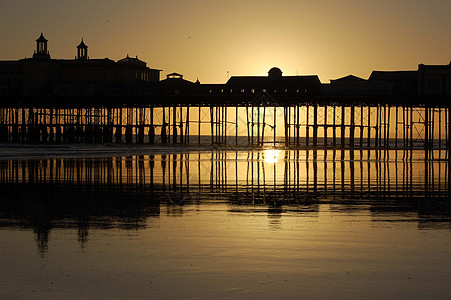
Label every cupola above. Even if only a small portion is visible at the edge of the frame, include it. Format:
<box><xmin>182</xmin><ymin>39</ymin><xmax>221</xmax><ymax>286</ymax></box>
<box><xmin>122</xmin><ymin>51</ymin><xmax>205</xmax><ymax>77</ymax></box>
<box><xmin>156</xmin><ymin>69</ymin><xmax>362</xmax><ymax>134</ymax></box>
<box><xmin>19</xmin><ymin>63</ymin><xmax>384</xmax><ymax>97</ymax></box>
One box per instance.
<box><xmin>76</xmin><ymin>38</ymin><xmax>88</xmax><ymax>60</ymax></box>
<box><xmin>33</xmin><ymin>33</ymin><xmax>50</xmax><ymax>59</ymax></box>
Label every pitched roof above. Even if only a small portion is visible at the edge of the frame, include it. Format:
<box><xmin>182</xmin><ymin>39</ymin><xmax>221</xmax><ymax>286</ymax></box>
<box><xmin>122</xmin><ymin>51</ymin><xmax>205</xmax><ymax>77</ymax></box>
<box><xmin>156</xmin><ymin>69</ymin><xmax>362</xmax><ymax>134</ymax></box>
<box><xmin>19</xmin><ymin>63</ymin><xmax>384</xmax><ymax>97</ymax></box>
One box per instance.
<box><xmin>331</xmin><ymin>75</ymin><xmax>365</xmax><ymax>82</ymax></box>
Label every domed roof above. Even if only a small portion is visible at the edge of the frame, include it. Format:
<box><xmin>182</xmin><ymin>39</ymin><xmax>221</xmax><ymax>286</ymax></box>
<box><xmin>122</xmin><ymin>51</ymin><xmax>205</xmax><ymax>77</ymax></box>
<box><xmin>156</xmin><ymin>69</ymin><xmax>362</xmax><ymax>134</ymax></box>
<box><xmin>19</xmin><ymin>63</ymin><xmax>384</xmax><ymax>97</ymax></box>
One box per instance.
<box><xmin>268</xmin><ymin>67</ymin><xmax>282</xmax><ymax>78</ymax></box>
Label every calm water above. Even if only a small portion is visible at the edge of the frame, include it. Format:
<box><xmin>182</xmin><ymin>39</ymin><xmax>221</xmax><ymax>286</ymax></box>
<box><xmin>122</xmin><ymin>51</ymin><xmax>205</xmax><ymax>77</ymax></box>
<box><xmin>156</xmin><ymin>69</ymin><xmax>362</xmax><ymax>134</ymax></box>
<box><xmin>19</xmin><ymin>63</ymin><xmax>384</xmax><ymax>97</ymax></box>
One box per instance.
<box><xmin>0</xmin><ymin>149</ymin><xmax>450</xmax><ymax>299</ymax></box>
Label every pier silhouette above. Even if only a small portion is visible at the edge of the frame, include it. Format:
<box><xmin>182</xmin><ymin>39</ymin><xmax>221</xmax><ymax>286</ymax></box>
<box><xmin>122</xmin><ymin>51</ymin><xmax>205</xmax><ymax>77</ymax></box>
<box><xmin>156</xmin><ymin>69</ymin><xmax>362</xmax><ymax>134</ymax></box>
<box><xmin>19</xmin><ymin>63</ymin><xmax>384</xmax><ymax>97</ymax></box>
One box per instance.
<box><xmin>1</xmin><ymin>34</ymin><xmax>450</xmax><ymax>149</ymax></box>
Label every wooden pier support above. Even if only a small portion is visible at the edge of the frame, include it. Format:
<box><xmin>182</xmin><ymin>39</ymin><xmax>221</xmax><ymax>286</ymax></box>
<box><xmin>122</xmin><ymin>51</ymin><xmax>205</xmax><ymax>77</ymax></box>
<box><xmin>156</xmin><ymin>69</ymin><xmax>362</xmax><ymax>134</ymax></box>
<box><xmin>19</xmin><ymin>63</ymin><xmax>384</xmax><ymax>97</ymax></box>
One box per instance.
<box><xmin>296</xmin><ymin>105</ymin><xmax>300</xmax><ymax>147</ymax></box>
<box><xmin>333</xmin><ymin>105</ymin><xmax>336</xmax><ymax>148</ymax></box>
<box><xmin>198</xmin><ymin>106</ymin><xmax>202</xmax><ymax>144</ymax></box>
<box><xmin>313</xmin><ymin>104</ymin><xmax>318</xmax><ymax>148</ymax></box>
<box><xmin>341</xmin><ymin>105</ymin><xmax>346</xmax><ymax>149</ymax></box>
<box><xmin>305</xmin><ymin>105</ymin><xmax>309</xmax><ymax>148</ymax></box>
<box><xmin>324</xmin><ymin>105</ymin><xmax>328</xmax><ymax>148</ymax></box>
<box><xmin>172</xmin><ymin>105</ymin><xmax>177</xmax><ymax>144</ymax></box>
<box><xmin>0</xmin><ymin>104</ymin><xmax>448</xmax><ymax>151</ymax></box>
<box><xmin>448</xmin><ymin>107</ymin><xmax>451</xmax><ymax>150</ymax></box>
<box><xmin>359</xmin><ymin>105</ymin><xmax>363</xmax><ymax>148</ymax></box>
<box><xmin>149</xmin><ymin>106</ymin><xmax>155</xmax><ymax>144</ymax></box>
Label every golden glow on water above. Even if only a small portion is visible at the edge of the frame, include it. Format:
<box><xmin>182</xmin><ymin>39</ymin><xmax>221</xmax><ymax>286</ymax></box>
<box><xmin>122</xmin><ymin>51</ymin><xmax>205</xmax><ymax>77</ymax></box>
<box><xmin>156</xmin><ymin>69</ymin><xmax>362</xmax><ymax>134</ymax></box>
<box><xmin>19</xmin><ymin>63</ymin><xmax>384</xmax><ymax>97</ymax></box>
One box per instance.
<box><xmin>263</xmin><ymin>149</ymin><xmax>281</xmax><ymax>164</ymax></box>
<box><xmin>1</xmin><ymin>150</ymin><xmax>449</xmax><ymax>194</ymax></box>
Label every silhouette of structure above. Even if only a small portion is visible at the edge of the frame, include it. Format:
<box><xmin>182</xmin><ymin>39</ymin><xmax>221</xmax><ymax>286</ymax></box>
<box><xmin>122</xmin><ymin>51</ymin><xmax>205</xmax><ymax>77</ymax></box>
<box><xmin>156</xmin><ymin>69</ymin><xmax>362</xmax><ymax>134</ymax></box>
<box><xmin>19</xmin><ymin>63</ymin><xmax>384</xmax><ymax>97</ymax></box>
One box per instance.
<box><xmin>0</xmin><ymin>33</ymin><xmax>451</xmax><ymax>148</ymax></box>
<box><xmin>76</xmin><ymin>38</ymin><xmax>88</xmax><ymax>60</ymax></box>
<box><xmin>33</xmin><ymin>33</ymin><xmax>50</xmax><ymax>59</ymax></box>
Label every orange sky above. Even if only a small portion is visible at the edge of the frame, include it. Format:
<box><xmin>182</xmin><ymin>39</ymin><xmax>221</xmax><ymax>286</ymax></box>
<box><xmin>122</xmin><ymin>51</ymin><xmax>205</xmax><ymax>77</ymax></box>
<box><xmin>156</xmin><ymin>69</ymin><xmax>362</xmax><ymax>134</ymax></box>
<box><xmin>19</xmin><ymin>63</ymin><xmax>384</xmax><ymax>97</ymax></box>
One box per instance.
<box><xmin>1</xmin><ymin>0</ymin><xmax>450</xmax><ymax>83</ymax></box>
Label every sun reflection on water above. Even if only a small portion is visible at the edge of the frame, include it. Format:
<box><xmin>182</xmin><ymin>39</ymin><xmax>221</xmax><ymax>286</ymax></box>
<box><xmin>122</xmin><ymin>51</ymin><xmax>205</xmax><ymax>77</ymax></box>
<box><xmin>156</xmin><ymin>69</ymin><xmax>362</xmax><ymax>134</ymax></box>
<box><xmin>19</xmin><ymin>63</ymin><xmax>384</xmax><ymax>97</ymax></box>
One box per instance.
<box><xmin>263</xmin><ymin>149</ymin><xmax>281</xmax><ymax>164</ymax></box>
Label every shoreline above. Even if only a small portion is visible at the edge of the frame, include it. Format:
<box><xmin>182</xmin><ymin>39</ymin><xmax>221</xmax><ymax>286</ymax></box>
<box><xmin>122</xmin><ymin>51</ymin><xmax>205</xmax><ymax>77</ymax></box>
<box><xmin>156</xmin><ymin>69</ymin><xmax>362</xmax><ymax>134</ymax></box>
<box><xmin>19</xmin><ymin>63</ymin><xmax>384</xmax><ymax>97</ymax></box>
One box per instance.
<box><xmin>0</xmin><ymin>143</ymin><xmax>446</xmax><ymax>160</ymax></box>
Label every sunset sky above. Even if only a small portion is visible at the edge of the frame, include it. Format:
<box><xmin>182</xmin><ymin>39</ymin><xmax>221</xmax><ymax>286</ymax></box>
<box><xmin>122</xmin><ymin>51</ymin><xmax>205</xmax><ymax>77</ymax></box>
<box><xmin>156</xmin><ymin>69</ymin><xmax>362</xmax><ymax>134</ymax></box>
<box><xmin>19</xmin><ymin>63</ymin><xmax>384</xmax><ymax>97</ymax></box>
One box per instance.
<box><xmin>1</xmin><ymin>0</ymin><xmax>450</xmax><ymax>83</ymax></box>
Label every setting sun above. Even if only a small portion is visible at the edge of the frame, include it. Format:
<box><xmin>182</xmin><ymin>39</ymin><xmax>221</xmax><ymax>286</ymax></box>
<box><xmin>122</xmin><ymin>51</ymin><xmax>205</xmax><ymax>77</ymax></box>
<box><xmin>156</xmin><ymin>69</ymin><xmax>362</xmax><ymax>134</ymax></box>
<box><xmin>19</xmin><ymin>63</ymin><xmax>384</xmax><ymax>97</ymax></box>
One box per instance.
<box><xmin>264</xmin><ymin>149</ymin><xmax>281</xmax><ymax>164</ymax></box>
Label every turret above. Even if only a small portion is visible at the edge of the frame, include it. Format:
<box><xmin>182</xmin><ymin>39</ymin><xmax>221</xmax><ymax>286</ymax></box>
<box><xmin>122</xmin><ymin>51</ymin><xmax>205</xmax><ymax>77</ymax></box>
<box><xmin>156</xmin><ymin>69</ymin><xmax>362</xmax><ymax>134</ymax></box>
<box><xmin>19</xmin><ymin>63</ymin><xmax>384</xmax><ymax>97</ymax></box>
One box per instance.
<box><xmin>33</xmin><ymin>33</ymin><xmax>50</xmax><ymax>59</ymax></box>
<box><xmin>76</xmin><ymin>38</ymin><xmax>88</xmax><ymax>60</ymax></box>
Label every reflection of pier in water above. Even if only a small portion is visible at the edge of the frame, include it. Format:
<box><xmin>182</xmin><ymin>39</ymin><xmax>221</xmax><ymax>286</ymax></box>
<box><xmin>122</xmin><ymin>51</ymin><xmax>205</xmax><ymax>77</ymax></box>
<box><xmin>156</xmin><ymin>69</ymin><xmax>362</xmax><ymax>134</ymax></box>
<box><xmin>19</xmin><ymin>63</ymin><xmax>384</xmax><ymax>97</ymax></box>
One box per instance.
<box><xmin>0</xmin><ymin>150</ymin><xmax>450</xmax><ymax>255</ymax></box>
<box><xmin>1</xmin><ymin>150</ymin><xmax>450</xmax><ymax>200</ymax></box>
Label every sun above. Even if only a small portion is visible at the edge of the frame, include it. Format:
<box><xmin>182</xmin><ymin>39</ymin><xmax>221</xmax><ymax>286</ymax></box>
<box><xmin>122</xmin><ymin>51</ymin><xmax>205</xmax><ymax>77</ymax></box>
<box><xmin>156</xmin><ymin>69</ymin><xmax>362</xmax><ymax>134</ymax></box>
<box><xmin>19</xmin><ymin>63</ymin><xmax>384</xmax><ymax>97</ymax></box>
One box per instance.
<box><xmin>263</xmin><ymin>149</ymin><xmax>281</xmax><ymax>164</ymax></box>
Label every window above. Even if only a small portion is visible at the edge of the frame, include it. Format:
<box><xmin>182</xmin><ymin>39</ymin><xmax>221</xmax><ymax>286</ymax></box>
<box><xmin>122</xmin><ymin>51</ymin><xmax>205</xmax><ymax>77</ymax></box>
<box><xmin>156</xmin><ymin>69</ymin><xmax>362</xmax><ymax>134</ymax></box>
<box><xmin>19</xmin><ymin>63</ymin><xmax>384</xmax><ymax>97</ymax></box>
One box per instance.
<box><xmin>251</xmin><ymin>89</ymin><xmax>255</xmax><ymax>94</ymax></box>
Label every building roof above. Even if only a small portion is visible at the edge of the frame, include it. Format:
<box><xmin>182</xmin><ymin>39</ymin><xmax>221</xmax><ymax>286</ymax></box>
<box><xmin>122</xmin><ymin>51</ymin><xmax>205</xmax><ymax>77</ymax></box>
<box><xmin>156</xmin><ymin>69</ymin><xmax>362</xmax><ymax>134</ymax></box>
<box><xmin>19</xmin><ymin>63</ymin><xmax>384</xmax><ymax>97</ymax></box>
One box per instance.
<box><xmin>369</xmin><ymin>70</ymin><xmax>417</xmax><ymax>81</ymax></box>
<box><xmin>331</xmin><ymin>75</ymin><xmax>366</xmax><ymax>82</ymax></box>
<box><xmin>117</xmin><ymin>55</ymin><xmax>146</xmax><ymax>67</ymax></box>
<box><xmin>418</xmin><ymin>63</ymin><xmax>451</xmax><ymax>74</ymax></box>
<box><xmin>167</xmin><ymin>72</ymin><xmax>183</xmax><ymax>78</ymax></box>
<box><xmin>226</xmin><ymin>67</ymin><xmax>320</xmax><ymax>86</ymax></box>
<box><xmin>36</xmin><ymin>33</ymin><xmax>48</xmax><ymax>42</ymax></box>
<box><xmin>226</xmin><ymin>75</ymin><xmax>321</xmax><ymax>86</ymax></box>
<box><xmin>58</xmin><ymin>58</ymin><xmax>116</xmax><ymax>66</ymax></box>
<box><xmin>77</xmin><ymin>39</ymin><xmax>87</xmax><ymax>48</ymax></box>
<box><xmin>419</xmin><ymin>62</ymin><xmax>451</xmax><ymax>68</ymax></box>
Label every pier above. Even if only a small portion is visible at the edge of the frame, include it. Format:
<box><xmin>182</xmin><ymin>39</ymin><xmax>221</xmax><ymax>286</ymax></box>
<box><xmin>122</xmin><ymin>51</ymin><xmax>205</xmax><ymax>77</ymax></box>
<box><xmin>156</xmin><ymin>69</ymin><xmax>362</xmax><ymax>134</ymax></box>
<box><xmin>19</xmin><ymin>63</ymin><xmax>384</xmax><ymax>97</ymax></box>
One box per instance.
<box><xmin>1</xmin><ymin>34</ymin><xmax>450</xmax><ymax>150</ymax></box>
